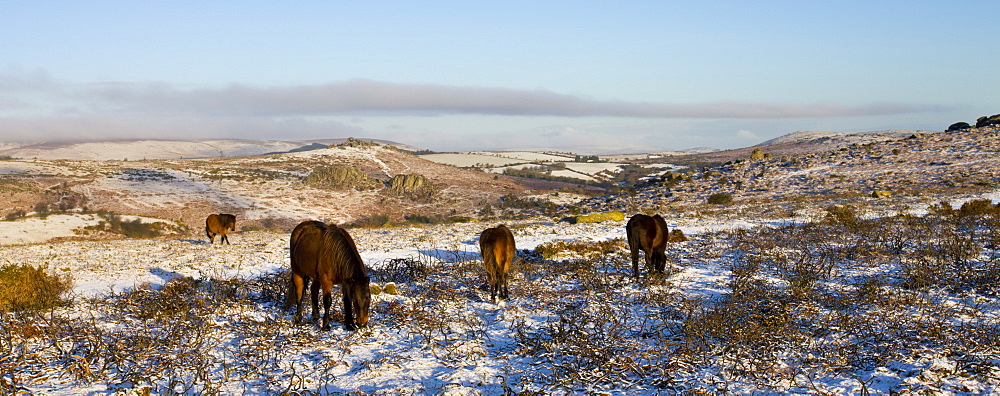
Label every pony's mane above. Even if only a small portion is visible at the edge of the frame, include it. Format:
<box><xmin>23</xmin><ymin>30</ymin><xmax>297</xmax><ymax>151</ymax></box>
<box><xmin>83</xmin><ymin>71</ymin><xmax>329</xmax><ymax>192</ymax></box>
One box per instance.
<box><xmin>318</xmin><ymin>226</ymin><xmax>369</xmax><ymax>280</ymax></box>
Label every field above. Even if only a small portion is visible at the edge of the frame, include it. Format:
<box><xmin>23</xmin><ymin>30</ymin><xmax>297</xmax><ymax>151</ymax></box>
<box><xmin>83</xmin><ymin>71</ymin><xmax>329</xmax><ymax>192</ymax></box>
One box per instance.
<box><xmin>1</xmin><ymin>129</ymin><xmax>1000</xmax><ymax>394</ymax></box>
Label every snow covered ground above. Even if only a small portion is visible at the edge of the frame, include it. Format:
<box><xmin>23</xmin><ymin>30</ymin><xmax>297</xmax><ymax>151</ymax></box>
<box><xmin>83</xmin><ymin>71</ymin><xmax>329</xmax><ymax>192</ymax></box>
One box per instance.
<box><xmin>2</xmin><ymin>195</ymin><xmax>998</xmax><ymax>394</ymax></box>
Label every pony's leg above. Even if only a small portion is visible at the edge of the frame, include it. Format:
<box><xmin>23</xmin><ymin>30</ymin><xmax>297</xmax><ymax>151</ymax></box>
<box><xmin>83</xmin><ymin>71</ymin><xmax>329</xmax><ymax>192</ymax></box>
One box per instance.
<box><xmin>501</xmin><ymin>273</ymin><xmax>509</xmax><ymax>300</ymax></box>
<box><xmin>342</xmin><ymin>284</ymin><xmax>356</xmax><ymax>330</ymax></box>
<box><xmin>291</xmin><ymin>273</ymin><xmax>306</xmax><ymax>324</ymax></box>
<box><xmin>320</xmin><ymin>282</ymin><xmax>334</xmax><ymax>331</ymax></box>
<box><xmin>310</xmin><ymin>279</ymin><xmax>321</xmax><ymax>323</ymax></box>
<box><xmin>222</xmin><ymin>234</ymin><xmax>230</xmax><ymax>245</ymax></box>
<box><xmin>631</xmin><ymin>250</ymin><xmax>641</xmax><ymax>280</ymax></box>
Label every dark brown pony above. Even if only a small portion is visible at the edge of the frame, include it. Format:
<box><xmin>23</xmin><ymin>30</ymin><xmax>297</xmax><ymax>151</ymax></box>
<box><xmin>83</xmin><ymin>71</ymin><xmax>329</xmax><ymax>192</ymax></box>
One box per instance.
<box><xmin>205</xmin><ymin>214</ymin><xmax>236</xmax><ymax>244</ymax></box>
<box><xmin>286</xmin><ymin>220</ymin><xmax>371</xmax><ymax>331</ymax></box>
<box><xmin>479</xmin><ymin>224</ymin><xmax>516</xmax><ymax>303</ymax></box>
<box><xmin>626</xmin><ymin>213</ymin><xmax>669</xmax><ymax>279</ymax></box>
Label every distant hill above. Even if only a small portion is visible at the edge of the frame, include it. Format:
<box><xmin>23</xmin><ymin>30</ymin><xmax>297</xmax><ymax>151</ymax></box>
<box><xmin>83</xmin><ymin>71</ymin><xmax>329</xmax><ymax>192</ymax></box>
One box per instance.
<box><xmin>756</xmin><ymin>130</ymin><xmax>936</xmax><ymax>147</ymax></box>
<box><xmin>0</xmin><ymin>138</ymin><xmax>423</xmax><ymax>161</ymax></box>
<box><xmin>672</xmin><ymin>129</ymin><xmax>939</xmax><ymax>165</ymax></box>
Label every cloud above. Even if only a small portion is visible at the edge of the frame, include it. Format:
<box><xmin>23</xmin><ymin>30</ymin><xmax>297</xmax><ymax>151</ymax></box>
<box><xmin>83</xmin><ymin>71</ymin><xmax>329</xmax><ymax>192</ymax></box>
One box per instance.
<box><xmin>80</xmin><ymin>79</ymin><xmax>939</xmax><ymax>119</ymax></box>
<box><xmin>0</xmin><ymin>69</ymin><xmax>948</xmax><ymax>145</ymax></box>
<box><xmin>737</xmin><ymin>130</ymin><xmax>759</xmax><ymax>139</ymax></box>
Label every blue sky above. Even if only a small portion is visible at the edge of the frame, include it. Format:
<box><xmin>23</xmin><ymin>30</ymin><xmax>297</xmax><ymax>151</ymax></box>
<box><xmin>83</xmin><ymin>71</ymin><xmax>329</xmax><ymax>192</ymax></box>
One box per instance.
<box><xmin>2</xmin><ymin>1</ymin><xmax>998</xmax><ymax>153</ymax></box>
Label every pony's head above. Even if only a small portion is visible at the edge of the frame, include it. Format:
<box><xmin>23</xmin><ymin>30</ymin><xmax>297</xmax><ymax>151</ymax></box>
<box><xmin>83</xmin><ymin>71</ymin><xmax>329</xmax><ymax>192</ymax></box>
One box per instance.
<box><xmin>347</xmin><ymin>275</ymin><xmax>372</xmax><ymax>329</ymax></box>
<box><xmin>650</xmin><ymin>251</ymin><xmax>668</xmax><ymax>274</ymax></box>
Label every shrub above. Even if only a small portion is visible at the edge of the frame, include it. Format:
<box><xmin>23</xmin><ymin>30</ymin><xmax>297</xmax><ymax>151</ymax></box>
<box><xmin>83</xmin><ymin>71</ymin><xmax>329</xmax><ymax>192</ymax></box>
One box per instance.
<box><xmin>98</xmin><ymin>212</ymin><xmax>163</xmax><ymax>238</ymax></box>
<box><xmin>33</xmin><ymin>202</ymin><xmax>50</xmax><ymax>218</ymax></box>
<box><xmin>569</xmin><ymin>211</ymin><xmax>625</xmax><ymax>224</ymax></box>
<box><xmin>824</xmin><ymin>204</ymin><xmax>857</xmax><ymax>223</ymax></box>
<box><xmin>706</xmin><ymin>193</ymin><xmax>733</xmax><ymax>205</ymax></box>
<box><xmin>959</xmin><ymin>199</ymin><xmax>998</xmax><ymax>216</ymax></box>
<box><xmin>4</xmin><ymin>210</ymin><xmax>26</xmax><ymax>221</ymax></box>
<box><xmin>347</xmin><ymin>214</ymin><xmax>391</xmax><ymax>228</ymax></box>
<box><xmin>534</xmin><ymin>238</ymin><xmax>625</xmax><ymax>260</ymax></box>
<box><xmin>0</xmin><ymin>264</ymin><xmax>73</xmax><ymax>312</ymax></box>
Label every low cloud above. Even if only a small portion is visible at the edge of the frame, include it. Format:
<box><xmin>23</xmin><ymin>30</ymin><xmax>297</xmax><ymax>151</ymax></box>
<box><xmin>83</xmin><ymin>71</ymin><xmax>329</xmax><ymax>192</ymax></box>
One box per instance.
<box><xmin>737</xmin><ymin>130</ymin><xmax>759</xmax><ymax>140</ymax></box>
<box><xmin>83</xmin><ymin>79</ymin><xmax>937</xmax><ymax>119</ymax></box>
<box><xmin>1</xmin><ymin>68</ymin><xmax>946</xmax><ymax>145</ymax></box>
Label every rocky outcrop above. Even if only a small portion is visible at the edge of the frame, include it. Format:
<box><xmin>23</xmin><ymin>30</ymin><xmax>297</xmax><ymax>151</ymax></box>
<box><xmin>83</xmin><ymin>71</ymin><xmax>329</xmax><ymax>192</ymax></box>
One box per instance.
<box><xmin>305</xmin><ymin>165</ymin><xmax>382</xmax><ymax>190</ymax></box>
<box><xmin>387</xmin><ymin>173</ymin><xmax>436</xmax><ymax>200</ymax></box>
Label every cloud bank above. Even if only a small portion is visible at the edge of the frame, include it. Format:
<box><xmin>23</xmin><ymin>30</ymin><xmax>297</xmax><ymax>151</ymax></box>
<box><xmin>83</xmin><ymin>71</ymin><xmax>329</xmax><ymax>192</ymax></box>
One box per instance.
<box><xmin>1</xmin><ymin>69</ymin><xmax>942</xmax><ymax>146</ymax></box>
<box><xmin>83</xmin><ymin>79</ymin><xmax>933</xmax><ymax>119</ymax></box>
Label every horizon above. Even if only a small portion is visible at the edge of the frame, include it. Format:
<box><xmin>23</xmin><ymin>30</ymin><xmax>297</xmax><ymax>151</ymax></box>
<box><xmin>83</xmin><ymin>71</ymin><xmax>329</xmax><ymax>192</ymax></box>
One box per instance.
<box><xmin>2</xmin><ymin>1</ymin><xmax>998</xmax><ymax>153</ymax></box>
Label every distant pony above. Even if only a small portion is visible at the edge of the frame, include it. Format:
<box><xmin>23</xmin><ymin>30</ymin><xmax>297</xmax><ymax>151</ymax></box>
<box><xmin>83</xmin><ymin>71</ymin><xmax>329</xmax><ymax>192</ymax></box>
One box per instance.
<box><xmin>205</xmin><ymin>214</ymin><xmax>236</xmax><ymax>244</ymax></box>
<box><xmin>287</xmin><ymin>220</ymin><xmax>371</xmax><ymax>331</ymax></box>
<box><xmin>626</xmin><ymin>214</ymin><xmax>669</xmax><ymax>279</ymax></box>
<box><xmin>479</xmin><ymin>224</ymin><xmax>516</xmax><ymax>303</ymax></box>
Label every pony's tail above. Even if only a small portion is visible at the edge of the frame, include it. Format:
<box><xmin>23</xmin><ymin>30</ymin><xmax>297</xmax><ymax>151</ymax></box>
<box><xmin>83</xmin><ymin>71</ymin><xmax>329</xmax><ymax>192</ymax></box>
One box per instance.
<box><xmin>482</xmin><ymin>245</ymin><xmax>498</xmax><ymax>284</ymax></box>
<box><xmin>283</xmin><ymin>272</ymin><xmax>296</xmax><ymax>312</ymax></box>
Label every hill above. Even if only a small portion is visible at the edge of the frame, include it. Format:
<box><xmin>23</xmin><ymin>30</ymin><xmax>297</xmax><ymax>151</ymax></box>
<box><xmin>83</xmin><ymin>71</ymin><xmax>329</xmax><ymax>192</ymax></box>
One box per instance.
<box><xmin>0</xmin><ymin>137</ymin><xmax>423</xmax><ymax>161</ymax></box>
<box><xmin>660</xmin><ymin>129</ymin><xmax>939</xmax><ymax>166</ymax></box>
<box><xmin>0</xmin><ymin>140</ymin><xmax>548</xmax><ymax>233</ymax></box>
<box><xmin>571</xmin><ymin>126</ymin><xmax>999</xmax><ymax>217</ymax></box>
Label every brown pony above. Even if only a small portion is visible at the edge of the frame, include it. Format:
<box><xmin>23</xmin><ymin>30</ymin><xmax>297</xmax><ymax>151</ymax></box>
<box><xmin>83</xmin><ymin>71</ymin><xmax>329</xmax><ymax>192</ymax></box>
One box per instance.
<box><xmin>479</xmin><ymin>224</ymin><xmax>516</xmax><ymax>303</ymax></box>
<box><xmin>205</xmin><ymin>214</ymin><xmax>236</xmax><ymax>244</ymax></box>
<box><xmin>286</xmin><ymin>220</ymin><xmax>371</xmax><ymax>331</ymax></box>
<box><xmin>626</xmin><ymin>213</ymin><xmax>669</xmax><ymax>279</ymax></box>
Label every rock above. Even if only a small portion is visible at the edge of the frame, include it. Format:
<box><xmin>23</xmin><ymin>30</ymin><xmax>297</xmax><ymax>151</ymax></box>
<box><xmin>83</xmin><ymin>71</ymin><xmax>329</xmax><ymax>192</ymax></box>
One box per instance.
<box><xmin>305</xmin><ymin>165</ymin><xmax>381</xmax><ymax>190</ymax></box>
<box><xmin>947</xmin><ymin>122</ymin><xmax>971</xmax><ymax>131</ymax></box>
<box><xmin>871</xmin><ymin>190</ymin><xmax>892</xmax><ymax>199</ymax></box>
<box><xmin>976</xmin><ymin>114</ymin><xmax>1000</xmax><ymax>128</ymax></box>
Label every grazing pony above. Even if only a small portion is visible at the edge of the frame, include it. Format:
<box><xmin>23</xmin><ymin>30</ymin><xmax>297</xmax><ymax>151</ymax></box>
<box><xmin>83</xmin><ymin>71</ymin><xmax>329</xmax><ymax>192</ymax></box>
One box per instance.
<box><xmin>479</xmin><ymin>224</ymin><xmax>516</xmax><ymax>303</ymax></box>
<box><xmin>286</xmin><ymin>220</ymin><xmax>371</xmax><ymax>331</ymax></box>
<box><xmin>626</xmin><ymin>214</ymin><xmax>669</xmax><ymax>280</ymax></box>
<box><xmin>205</xmin><ymin>214</ymin><xmax>236</xmax><ymax>244</ymax></box>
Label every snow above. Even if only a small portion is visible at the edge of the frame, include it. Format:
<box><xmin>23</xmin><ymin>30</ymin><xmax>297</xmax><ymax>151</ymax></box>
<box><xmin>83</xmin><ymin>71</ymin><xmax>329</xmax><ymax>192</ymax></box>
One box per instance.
<box><xmin>4</xmin><ymin>202</ymin><xmax>998</xmax><ymax>393</ymax></box>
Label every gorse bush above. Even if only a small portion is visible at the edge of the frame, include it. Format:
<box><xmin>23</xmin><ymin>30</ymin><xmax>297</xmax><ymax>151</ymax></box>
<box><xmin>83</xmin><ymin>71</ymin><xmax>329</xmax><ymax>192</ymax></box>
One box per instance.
<box><xmin>959</xmin><ymin>198</ymin><xmax>999</xmax><ymax>216</ymax></box>
<box><xmin>706</xmin><ymin>192</ymin><xmax>733</xmax><ymax>205</ymax></box>
<box><xmin>533</xmin><ymin>238</ymin><xmax>625</xmax><ymax>260</ymax></box>
<box><xmin>96</xmin><ymin>212</ymin><xmax>163</xmax><ymax>238</ymax></box>
<box><xmin>0</xmin><ymin>263</ymin><xmax>73</xmax><ymax>312</ymax></box>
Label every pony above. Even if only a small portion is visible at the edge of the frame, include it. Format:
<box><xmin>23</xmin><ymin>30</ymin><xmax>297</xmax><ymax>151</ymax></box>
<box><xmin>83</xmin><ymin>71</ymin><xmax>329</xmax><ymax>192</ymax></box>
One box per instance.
<box><xmin>626</xmin><ymin>213</ymin><xmax>669</xmax><ymax>279</ymax></box>
<box><xmin>479</xmin><ymin>224</ymin><xmax>516</xmax><ymax>303</ymax></box>
<box><xmin>205</xmin><ymin>214</ymin><xmax>236</xmax><ymax>244</ymax></box>
<box><xmin>286</xmin><ymin>220</ymin><xmax>371</xmax><ymax>331</ymax></box>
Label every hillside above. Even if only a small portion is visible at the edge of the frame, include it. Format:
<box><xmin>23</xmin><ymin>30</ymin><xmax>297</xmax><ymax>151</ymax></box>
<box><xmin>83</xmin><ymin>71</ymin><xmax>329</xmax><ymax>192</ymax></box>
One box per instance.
<box><xmin>665</xmin><ymin>129</ymin><xmax>939</xmax><ymax>166</ymax></box>
<box><xmin>571</xmin><ymin>126</ymin><xmax>1000</xmax><ymax>217</ymax></box>
<box><xmin>0</xmin><ymin>141</ymin><xmax>541</xmax><ymax>233</ymax></box>
<box><xmin>0</xmin><ymin>137</ymin><xmax>423</xmax><ymax>161</ymax></box>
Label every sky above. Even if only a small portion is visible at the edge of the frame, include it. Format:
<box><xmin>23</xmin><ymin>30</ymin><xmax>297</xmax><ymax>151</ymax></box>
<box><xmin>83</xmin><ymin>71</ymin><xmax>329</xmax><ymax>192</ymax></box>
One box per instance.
<box><xmin>2</xmin><ymin>1</ymin><xmax>998</xmax><ymax>154</ymax></box>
